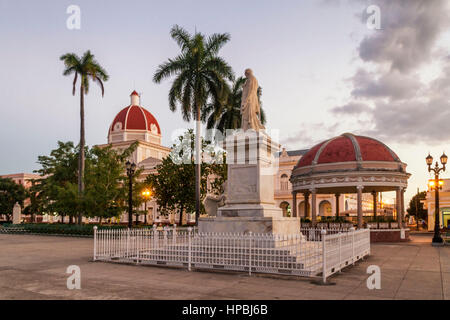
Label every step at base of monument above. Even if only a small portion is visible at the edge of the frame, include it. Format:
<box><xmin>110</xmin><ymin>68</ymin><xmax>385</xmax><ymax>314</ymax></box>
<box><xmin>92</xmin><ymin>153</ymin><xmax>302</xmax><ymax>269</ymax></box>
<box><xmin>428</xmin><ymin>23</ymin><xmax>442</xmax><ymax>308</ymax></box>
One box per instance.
<box><xmin>136</xmin><ymin>244</ymin><xmax>322</xmax><ymax>271</ymax></box>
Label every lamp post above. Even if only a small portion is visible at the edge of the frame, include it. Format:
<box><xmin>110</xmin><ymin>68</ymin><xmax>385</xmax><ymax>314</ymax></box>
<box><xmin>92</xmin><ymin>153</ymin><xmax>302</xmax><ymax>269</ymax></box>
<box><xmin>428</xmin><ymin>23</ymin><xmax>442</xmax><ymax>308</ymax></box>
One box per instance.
<box><xmin>126</xmin><ymin>161</ymin><xmax>136</xmax><ymax>229</ymax></box>
<box><xmin>416</xmin><ymin>187</ymin><xmax>420</xmax><ymax>231</ymax></box>
<box><xmin>141</xmin><ymin>189</ymin><xmax>151</xmax><ymax>225</ymax></box>
<box><xmin>426</xmin><ymin>152</ymin><xmax>447</xmax><ymax>245</ymax></box>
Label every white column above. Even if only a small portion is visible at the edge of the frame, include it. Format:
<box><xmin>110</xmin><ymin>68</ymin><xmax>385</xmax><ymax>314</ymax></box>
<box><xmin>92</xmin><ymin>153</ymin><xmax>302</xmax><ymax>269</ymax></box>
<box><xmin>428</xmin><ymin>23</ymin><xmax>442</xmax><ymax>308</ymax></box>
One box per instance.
<box><xmin>357</xmin><ymin>186</ymin><xmax>363</xmax><ymax>229</ymax></box>
<box><xmin>292</xmin><ymin>191</ymin><xmax>297</xmax><ymax>218</ymax></box>
<box><xmin>310</xmin><ymin>188</ymin><xmax>317</xmax><ymax>225</ymax></box>
<box><xmin>396</xmin><ymin>187</ymin><xmax>402</xmax><ymax>226</ymax></box>
<box><xmin>401</xmin><ymin>188</ymin><xmax>406</xmax><ymax>228</ymax></box>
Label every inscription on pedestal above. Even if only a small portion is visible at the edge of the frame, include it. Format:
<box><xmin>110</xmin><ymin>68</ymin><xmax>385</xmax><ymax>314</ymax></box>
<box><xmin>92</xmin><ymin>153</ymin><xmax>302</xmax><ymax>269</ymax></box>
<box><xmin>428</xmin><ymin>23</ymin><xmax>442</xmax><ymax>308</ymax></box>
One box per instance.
<box><xmin>229</xmin><ymin>166</ymin><xmax>257</xmax><ymax>201</ymax></box>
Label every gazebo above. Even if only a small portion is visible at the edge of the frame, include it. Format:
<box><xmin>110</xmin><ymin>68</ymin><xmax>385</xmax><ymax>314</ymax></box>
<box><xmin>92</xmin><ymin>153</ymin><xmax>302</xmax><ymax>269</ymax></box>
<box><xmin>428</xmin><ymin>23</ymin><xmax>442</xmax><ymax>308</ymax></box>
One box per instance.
<box><xmin>290</xmin><ymin>133</ymin><xmax>411</xmax><ymax>228</ymax></box>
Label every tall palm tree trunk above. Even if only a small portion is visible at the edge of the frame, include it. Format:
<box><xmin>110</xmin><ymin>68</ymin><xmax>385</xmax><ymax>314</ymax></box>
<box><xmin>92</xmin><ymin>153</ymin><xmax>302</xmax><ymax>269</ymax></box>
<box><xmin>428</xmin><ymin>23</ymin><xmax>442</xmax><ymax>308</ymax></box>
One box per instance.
<box><xmin>195</xmin><ymin>104</ymin><xmax>201</xmax><ymax>226</ymax></box>
<box><xmin>78</xmin><ymin>84</ymin><xmax>85</xmax><ymax>225</ymax></box>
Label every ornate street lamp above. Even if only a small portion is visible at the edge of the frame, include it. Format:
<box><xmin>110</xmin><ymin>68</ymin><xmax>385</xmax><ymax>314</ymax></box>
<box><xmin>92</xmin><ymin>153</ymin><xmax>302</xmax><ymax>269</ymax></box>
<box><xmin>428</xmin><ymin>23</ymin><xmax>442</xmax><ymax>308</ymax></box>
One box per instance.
<box><xmin>141</xmin><ymin>189</ymin><xmax>152</xmax><ymax>225</ymax></box>
<box><xmin>426</xmin><ymin>152</ymin><xmax>447</xmax><ymax>245</ymax></box>
<box><xmin>126</xmin><ymin>161</ymin><xmax>136</xmax><ymax>228</ymax></box>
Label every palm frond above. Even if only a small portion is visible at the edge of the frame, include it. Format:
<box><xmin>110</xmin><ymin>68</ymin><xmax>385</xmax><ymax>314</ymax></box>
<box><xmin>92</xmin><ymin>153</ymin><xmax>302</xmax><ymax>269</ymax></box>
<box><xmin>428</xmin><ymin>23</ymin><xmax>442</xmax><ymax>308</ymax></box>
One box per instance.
<box><xmin>170</xmin><ymin>25</ymin><xmax>192</xmax><ymax>52</ymax></box>
<box><xmin>153</xmin><ymin>54</ymin><xmax>188</xmax><ymax>83</ymax></box>
<box><xmin>205</xmin><ymin>33</ymin><xmax>231</xmax><ymax>55</ymax></box>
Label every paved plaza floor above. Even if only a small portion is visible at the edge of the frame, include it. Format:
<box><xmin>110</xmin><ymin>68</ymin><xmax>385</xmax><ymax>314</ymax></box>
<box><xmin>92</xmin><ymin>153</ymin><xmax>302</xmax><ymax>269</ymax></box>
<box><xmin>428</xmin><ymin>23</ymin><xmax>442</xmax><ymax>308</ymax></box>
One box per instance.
<box><xmin>1</xmin><ymin>233</ymin><xmax>449</xmax><ymax>300</ymax></box>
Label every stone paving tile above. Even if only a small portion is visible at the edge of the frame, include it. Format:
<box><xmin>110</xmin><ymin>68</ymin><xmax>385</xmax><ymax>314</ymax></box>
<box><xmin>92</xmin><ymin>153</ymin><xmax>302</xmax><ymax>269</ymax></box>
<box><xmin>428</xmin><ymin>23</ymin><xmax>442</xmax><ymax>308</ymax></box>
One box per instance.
<box><xmin>394</xmin><ymin>290</ymin><xmax>443</xmax><ymax>300</ymax></box>
<box><xmin>343</xmin><ymin>293</ymin><xmax>392</xmax><ymax>300</ymax></box>
<box><xmin>1</xmin><ymin>233</ymin><xmax>449</xmax><ymax>300</ymax></box>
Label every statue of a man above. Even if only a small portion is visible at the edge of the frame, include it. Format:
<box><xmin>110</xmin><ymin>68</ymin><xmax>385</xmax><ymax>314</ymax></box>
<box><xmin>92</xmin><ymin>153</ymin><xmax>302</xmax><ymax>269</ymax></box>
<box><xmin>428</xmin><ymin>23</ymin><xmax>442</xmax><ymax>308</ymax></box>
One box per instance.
<box><xmin>241</xmin><ymin>69</ymin><xmax>265</xmax><ymax>131</ymax></box>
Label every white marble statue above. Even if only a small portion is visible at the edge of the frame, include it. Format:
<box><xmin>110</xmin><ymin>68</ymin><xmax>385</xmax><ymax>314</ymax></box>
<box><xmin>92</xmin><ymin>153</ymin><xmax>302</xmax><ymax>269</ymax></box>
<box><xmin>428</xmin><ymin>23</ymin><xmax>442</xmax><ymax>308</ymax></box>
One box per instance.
<box><xmin>203</xmin><ymin>183</ymin><xmax>227</xmax><ymax>217</ymax></box>
<box><xmin>241</xmin><ymin>69</ymin><xmax>265</xmax><ymax>131</ymax></box>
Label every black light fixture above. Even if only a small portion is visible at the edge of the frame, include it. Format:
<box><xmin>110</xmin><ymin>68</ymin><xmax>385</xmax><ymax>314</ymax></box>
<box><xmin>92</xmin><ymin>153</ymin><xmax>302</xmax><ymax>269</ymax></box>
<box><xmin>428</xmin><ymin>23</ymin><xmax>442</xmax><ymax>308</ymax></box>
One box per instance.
<box><xmin>126</xmin><ymin>161</ymin><xmax>136</xmax><ymax>228</ymax></box>
<box><xmin>426</xmin><ymin>152</ymin><xmax>447</xmax><ymax>245</ymax></box>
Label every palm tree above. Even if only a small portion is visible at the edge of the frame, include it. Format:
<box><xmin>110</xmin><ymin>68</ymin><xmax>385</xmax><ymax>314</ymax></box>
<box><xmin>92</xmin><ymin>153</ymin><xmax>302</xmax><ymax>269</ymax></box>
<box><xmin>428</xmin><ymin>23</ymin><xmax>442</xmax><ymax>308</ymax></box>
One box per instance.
<box><xmin>203</xmin><ymin>77</ymin><xmax>267</xmax><ymax>136</ymax></box>
<box><xmin>60</xmin><ymin>50</ymin><xmax>109</xmax><ymax>225</ymax></box>
<box><xmin>154</xmin><ymin>25</ymin><xmax>234</xmax><ymax>225</ymax></box>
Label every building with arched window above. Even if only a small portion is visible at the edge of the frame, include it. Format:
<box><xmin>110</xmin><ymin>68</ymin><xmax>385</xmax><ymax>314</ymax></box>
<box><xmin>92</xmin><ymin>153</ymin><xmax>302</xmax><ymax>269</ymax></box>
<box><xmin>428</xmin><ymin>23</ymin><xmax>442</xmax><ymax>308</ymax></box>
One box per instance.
<box><xmin>423</xmin><ymin>178</ymin><xmax>450</xmax><ymax>231</ymax></box>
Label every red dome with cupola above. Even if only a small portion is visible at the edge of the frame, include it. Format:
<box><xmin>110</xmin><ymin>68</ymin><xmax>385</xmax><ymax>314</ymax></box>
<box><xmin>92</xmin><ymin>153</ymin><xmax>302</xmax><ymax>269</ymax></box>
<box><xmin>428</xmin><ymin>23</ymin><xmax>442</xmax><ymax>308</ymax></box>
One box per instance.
<box><xmin>108</xmin><ymin>91</ymin><xmax>161</xmax><ymax>144</ymax></box>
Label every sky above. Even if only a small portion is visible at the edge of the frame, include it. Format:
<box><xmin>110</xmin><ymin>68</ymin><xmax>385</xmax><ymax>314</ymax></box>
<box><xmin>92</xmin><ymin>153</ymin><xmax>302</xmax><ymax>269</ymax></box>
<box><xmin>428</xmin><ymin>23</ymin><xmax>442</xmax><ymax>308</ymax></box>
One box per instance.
<box><xmin>0</xmin><ymin>0</ymin><xmax>449</xmax><ymax>204</ymax></box>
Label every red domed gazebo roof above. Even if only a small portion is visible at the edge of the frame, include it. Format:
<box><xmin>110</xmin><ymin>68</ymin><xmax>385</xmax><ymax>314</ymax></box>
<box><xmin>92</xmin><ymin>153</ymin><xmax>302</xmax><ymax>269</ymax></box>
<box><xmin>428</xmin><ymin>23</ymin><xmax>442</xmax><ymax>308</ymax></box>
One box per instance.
<box><xmin>109</xmin><ymin>92</ymin><xmax>161</xmax><ymax>135</ymax></box>
<box><xmin>296</xmin><ymin>133</ymin><xmax>400</xmax><ymax>168</ymax></box>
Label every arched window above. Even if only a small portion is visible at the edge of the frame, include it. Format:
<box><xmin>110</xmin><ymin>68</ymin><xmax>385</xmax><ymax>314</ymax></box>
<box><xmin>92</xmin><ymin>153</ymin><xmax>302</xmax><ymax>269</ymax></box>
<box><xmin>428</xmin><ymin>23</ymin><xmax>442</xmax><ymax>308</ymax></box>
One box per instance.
<box><xmin>280</xmin><ymin>201</ymin><xmax>291</xmax><ymax>217</ymax></box>
<box><xmin>319</xmin><ymin>200</ymin><xmax>332</xmax><ymax>216</ymax></box>
<box><xmin>280</xmin><ymin>174</ymin><xmax>289</xmax><ymax>191</ymax></box>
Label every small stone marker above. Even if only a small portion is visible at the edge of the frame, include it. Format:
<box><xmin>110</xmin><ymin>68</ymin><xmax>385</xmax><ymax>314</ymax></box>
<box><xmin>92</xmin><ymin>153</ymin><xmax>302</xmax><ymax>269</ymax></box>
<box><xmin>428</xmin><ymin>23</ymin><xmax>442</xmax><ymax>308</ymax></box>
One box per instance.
<box><xmin>12</xmin><ymin>202</ymin><xmax>21</xmax><ymax>224</ymax></box>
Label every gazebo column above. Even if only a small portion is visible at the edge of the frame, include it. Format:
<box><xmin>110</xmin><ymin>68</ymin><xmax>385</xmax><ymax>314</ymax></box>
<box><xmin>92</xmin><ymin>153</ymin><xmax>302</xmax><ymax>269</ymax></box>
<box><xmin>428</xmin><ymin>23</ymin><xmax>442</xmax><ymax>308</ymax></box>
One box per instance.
<box><xmin>292</xmin><ymin>191</ymin><xmax>297</xmax><ymax>218</ymax></box>
<box><xmin>396</xmin><ymin>187</ymin><xmax>402</xmax><ymax>226</ymax></box>
<box><xmin>335</xmin><ymin>193</ymin><xmax>340</xmax><ymax>218</ymax></box>
<box><xmin>357</xmin><ymin>186</ymin><xmax>363</xmax><ymax>229</ymax></box>
<box><xmin>401</xmin><ymin>187</ymin><xmax>406</xmax><ymax>228</ymax></box>
<box><xmin>372</xmin><ymin>191</ymin><xmax>377</xmax><ymax>219</ymax></box>
<box><xmin>310</xmin><ymin>188</ymin><xmax>317</xmax><ymax>225</ymax></box>
<box><xmin>304</xmin><ymin>192</ymin><xmax>310</xmax><ymax>218</ymax></box>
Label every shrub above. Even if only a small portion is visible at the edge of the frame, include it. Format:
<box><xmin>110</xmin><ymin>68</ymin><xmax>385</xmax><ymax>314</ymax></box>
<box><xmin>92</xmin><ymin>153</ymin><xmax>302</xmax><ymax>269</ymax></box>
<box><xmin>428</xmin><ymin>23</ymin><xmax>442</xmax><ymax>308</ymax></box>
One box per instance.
<box><xmin>3</xmin><ymin>223</ymin><xmax>128</xmax><ymax>236</ymax></box>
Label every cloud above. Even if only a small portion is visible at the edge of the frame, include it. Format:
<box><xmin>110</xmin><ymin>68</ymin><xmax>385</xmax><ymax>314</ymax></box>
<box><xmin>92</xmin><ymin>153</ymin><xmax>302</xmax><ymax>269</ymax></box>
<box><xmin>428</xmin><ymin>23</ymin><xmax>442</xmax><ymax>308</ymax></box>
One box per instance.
<box><xmin>329</xmin><ymin>0</ymin><xmax>450</xmax><ymax>145</ymax></box>
<box><xmin>358</xmin><ymin>0</ymin><xmax>450</xmax><ymax>73</ymax></box>
<box><xmin>280</xmin><ymin>123</ymin><xmax>343</xmax><ymax>150</ymax></box>
<box><xmin>331</xmin><ymin>102</ymin><xmax>372</xmax><ymax>115</ymax></box>
<box><xmin>363</xmin><ymin>97</ymin><xmax>450</xmax><ymax>143</ymax></box>
<box><xmin>350</xmin><ymin>69</ymin><xmax>422</xmax><ymax>100</ymax></box>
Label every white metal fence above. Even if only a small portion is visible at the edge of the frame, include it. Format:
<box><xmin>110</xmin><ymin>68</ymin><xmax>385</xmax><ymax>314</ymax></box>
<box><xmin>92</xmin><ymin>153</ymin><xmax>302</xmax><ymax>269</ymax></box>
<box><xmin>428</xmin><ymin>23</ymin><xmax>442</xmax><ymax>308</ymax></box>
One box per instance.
<box><xmin>93</xmin><ymin>227</ymin><xmax>370</xmax><ymax>282</ymax></box>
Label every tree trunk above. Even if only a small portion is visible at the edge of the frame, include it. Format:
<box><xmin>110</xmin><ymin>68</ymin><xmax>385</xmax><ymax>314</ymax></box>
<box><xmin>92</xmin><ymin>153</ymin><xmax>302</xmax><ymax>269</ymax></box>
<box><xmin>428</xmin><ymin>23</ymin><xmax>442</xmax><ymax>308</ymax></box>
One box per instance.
<box><xmin>179</xmin><ymin>205</ymin><xmax>184</xmax><ymax>226</ymax></box>
<box><xmin>77</xmin><ymin>83</ymin><xmax>85</xmax><ymax>225</ymax></box>
<box><xmin>195</xmin><ymin>104</ymin><xmax>201</xmax><ymax>226</ymax></box>
<box><xmin>61</xmin><ymin>213</ymin><xmax>64</xmax><ymax>224</ymax></box>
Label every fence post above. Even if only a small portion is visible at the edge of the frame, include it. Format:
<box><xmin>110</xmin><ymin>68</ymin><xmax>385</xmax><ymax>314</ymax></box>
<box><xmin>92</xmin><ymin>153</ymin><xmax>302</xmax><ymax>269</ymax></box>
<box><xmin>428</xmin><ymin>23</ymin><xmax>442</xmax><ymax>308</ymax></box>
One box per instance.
<box><xmin>338</xmin><ymin>233</ymin><xmax>342</xmax><ymax>272</ymax></box>
<box><xmin>136</xmin><ymin>229</ymin><xmax>141</xmax><ymax>264</ymax></box>
<box><xmin>188</xmin><ymin>227</ymin><xmax>192</xmax><ymax>271</ymax></box>
<box><xmin>349</xmin><ymin>227</ymin><xmax>355</xmax><ymax>265</ymax></box>
<box><xmin>321</xmin><ymin>229</ymin><xmax>327</xmax><ymax>284</ymax></box>
<box><xmin>173</xmin><ymin>224</ymin><xmax>177</xmax><ymax>243</ymax></box>
<box><xmin>163</xmin><ymin>226</ymin><xmax>168</xmax><ymax>246</ymax></box>
<box><xmin>93</xmin><ymin>226</ymin><xmax>98</xmax><ymax>261</ymax></box>
<box><xmin>126</xmin><ymin>228</ymin><xmax>130</xmax><ymax>259</ymax></box>
<box><xmin>153</xmin><ymin>228</ymin><xmax>158</xmax><ymax>250</ymax></box>
<box><xmin>249</xmin><ymin>232</ymin><xmax>252</xmax><ymax>276</ymax></box>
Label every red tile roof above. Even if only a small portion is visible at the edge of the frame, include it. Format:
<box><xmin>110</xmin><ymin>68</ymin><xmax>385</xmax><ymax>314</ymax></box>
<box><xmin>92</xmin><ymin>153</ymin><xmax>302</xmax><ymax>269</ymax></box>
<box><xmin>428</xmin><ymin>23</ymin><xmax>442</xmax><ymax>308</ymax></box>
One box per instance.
<box><xmin>110</xmin><ymin>105</ymin><xmax>161</xmax><ymax>134</ymax></box>
<box><xmin>296</xmin><ymin>133</ymin><xmax>400</xmax><ymax>168</ymax></box>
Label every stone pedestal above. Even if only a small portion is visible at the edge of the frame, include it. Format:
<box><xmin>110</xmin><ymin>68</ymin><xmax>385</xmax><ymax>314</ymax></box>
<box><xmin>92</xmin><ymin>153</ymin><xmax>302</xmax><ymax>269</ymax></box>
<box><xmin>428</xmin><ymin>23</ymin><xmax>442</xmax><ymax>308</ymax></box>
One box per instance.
<box><xmin>199</xmin><ymin>130</ymin><xmax>300</xmax><ymax>234</ymax></box>
<box><xmin>12</xmin><ymin>202</ymin><xmax>21</xmax><ymax>224</ymax></box>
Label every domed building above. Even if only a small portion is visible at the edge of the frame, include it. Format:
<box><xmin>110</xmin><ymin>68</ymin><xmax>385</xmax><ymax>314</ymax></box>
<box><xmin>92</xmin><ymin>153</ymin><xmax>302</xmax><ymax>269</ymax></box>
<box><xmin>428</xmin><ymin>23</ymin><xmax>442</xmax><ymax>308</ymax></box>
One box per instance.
<box><xmin>103</xmin><ymin>91</ymin><xmax>171</xmax><ymax>173</ymax></box>
<box><xmin>97</xmin><ymin>91</ymin><xmax>172</xmax><ymax>224</ymax></box>
<box><xmin>289</xmin><ymin>133</ymin><xmax>410</xmax><ymax>228</ymax></box>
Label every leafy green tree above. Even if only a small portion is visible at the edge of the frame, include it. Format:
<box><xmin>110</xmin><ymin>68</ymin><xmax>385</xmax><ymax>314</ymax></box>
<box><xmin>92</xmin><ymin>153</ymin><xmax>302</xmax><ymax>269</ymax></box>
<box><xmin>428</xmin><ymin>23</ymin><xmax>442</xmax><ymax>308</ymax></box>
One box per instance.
<box><xmin>0</xmin><ymin>177</ymin><xmax>26</xmax><ymax>222</ymax></box>
<box><xmin>407</xmin><ymin>191</ymin><xmax>427</xmax><ymax>222</ymax></box>
<box><xmin>203</xmin><ymin>77</ymin><xmax>266</xmax><ymax>135</ymax></box>
<box><xmin>83</xmin><ymin>143</ymin><xmax>137</xmax><ymax>223</ymax></box>
<box><xmin>34</xmin><ymin>141</ymin><xmax>79</xmax><ymax>223</ymax></box>
<box><xmin>60</xmin><ymin>50</ymin><xmax>109</xmax><ymax>225</ymax></box>
<box><xmin>34</xmin><ymin>141</ymin><xmax>139</xmax><ymax>224</ymax></box>
<box><xmin>23</xmin><ymin>180</ymin><xmax>46</xmax><ymax>223</ymax></box>
<box><xmin>146</xmin><ymin>130</ymin><xmax>226</xmax><ymax>226</ymax></box>
<box><xmin>153</xmin><ymin>25</ymin><xmax>234</xmax><ymax>225</ymax></box>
